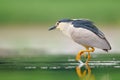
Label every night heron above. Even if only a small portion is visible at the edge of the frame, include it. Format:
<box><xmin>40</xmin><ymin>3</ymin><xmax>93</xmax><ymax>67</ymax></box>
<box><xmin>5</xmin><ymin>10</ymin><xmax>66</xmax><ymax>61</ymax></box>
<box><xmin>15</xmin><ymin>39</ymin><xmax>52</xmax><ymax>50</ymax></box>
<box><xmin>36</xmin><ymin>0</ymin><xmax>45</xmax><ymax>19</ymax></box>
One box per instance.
<box><xmin>49</xmin><ymin>19</ymin><xmax>111</xmax><ymax>63</ymax></box>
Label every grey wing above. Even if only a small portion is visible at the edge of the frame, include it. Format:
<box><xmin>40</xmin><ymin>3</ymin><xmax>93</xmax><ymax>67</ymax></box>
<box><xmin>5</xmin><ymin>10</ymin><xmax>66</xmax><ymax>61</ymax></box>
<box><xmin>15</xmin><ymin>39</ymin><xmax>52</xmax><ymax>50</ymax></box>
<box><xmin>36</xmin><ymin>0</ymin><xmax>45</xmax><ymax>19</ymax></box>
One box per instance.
<box><xmin>72</xmin><ymin>19</ymin><xmax>111</xmax><ymax>51</ymax></box>
<box><xmin>72</xmin><ymin>19</ymin><xmax>105</xmax><ymax>39</ymax></box>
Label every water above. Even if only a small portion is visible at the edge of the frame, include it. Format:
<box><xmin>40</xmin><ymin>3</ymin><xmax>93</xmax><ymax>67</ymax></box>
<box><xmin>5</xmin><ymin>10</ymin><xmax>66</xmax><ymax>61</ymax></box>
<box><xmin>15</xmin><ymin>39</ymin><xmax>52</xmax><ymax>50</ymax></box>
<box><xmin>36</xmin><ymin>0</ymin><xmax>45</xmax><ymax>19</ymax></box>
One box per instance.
<box><xmin>0</xmin><ymin>54</ymin><xmax>120</xmax><ymax>80</ymax></box>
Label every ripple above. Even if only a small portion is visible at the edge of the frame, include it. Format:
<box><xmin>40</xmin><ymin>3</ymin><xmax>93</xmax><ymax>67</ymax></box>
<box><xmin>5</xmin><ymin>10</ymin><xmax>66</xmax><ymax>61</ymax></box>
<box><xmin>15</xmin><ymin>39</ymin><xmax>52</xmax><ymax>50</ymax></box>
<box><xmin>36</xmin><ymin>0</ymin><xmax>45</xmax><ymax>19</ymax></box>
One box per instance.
<box><xmin>23</xmin><ymin>60</ymin><xmax>120</xmax><ymax>70</ymax></box>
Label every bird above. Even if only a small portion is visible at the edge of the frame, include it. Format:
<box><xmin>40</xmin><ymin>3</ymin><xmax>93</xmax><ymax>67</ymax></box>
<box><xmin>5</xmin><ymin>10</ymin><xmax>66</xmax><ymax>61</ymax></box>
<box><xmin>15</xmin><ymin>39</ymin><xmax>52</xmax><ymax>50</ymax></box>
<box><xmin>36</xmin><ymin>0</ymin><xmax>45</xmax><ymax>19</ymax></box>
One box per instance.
<box><xmin>49</xmin><ymin>19</ymin><xmax>111</xmax><ymax>63</ymax></box>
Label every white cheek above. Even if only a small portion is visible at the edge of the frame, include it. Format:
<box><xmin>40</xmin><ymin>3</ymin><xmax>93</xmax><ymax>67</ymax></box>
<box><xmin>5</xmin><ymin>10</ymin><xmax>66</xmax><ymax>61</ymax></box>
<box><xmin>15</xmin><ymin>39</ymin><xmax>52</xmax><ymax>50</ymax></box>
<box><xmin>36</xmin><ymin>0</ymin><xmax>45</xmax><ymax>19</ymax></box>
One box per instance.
<box><xmin>56</xmin><ymin>23</ymin><xmax>73</xmax><ymax>38</ymax></box>
<box><xmin>57</xmin><ymin>23</ymin><xmax>66</xmax><ymax>30</ymax></box>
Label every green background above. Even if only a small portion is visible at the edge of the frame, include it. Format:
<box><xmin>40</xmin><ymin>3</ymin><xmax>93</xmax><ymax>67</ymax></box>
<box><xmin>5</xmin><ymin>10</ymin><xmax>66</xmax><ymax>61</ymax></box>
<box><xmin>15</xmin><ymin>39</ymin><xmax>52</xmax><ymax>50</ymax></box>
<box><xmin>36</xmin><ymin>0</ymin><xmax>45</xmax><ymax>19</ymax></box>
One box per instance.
<box><xmin>0</xmin><ymin>0</ymin><xmax>120</xmax><ymax>24</ymax></box>
<box><xmin>0</xmin><ymin>0</ymin><xmax>120</xmax><ymax>80</ymax></box>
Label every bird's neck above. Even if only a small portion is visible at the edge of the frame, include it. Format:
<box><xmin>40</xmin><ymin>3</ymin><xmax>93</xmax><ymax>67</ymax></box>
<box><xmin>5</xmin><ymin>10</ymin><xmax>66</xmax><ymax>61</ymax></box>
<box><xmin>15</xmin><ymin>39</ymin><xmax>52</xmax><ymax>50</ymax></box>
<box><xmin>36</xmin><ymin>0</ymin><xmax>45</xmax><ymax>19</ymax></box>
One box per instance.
<box><xmin>60</xmin><ymin>25</ymin><xmax>74</xmax><ymax>38</ymax></box>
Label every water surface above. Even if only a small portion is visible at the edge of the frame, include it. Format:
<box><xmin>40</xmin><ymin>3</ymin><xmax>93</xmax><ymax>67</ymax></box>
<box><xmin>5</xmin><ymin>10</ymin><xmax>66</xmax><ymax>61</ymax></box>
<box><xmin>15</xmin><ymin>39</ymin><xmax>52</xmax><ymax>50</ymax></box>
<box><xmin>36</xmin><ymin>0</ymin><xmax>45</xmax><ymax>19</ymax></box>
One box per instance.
<box><xmin>0</xmin><ymin>54</ymin><xmax>120</xmax><ymax>80</ymax></box>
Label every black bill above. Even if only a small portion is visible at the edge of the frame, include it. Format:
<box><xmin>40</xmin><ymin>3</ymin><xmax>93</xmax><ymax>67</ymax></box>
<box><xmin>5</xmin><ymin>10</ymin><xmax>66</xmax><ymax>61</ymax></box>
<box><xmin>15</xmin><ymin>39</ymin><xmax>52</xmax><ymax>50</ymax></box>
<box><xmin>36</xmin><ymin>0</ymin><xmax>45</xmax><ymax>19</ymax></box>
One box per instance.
<box><xmin>49</xmin><ymin>26</ymin><xmax>56</xmax><ymax>31</ymax></box>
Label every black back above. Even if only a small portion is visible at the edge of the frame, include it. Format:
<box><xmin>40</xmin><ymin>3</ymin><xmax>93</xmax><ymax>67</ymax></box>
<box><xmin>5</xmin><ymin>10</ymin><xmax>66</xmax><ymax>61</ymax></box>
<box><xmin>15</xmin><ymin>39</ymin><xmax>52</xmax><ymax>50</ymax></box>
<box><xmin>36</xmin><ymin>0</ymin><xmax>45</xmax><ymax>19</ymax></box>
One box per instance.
<box><xmin>72</xmin><ymin>19</ymin><xmax>105</xmax><ymax>38</ymax></box>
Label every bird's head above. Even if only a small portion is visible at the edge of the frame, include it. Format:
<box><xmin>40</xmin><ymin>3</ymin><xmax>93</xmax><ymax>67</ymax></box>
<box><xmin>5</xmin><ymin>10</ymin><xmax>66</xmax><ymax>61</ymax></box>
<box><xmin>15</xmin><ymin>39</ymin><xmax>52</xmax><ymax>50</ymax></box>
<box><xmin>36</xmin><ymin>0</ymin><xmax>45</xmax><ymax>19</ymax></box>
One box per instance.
<box><xmin>49</xmin><ymin>19</ymin><xmax>73</xmax><ymax>31</ymax></box>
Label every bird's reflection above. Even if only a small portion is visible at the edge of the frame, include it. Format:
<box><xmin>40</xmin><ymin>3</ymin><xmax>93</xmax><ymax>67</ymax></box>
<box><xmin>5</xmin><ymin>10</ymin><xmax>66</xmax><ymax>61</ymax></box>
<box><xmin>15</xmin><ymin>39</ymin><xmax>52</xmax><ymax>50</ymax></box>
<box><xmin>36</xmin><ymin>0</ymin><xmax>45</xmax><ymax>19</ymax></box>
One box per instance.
<box><xmin>76</xmin><ymin>63</ymin><xmax>95</xmax><ymax>80</ymax></box>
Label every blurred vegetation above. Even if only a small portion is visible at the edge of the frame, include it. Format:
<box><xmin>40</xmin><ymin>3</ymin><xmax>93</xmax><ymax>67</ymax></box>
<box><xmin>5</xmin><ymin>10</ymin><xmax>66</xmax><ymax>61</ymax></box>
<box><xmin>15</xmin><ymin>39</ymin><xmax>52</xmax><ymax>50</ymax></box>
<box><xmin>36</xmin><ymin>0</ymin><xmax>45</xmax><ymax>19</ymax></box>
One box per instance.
<box><xmin>0</xmin><ymin>0</ymin><xmax>120</xmax><ymax>24</ymax></box>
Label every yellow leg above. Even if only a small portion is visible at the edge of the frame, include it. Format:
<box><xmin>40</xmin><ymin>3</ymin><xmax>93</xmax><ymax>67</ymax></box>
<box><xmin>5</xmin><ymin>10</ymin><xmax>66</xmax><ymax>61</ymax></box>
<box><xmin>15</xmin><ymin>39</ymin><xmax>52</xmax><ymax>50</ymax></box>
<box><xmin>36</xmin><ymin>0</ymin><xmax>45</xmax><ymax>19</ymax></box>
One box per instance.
<box><xmin>86</xmin><ymin>47</ymin><xmax>95</xmax><ymax>64</ymax></box>
<box><xmin>76</xmin><ymin>47</ymin><xmax>95</xmax><ymax>62</ymax></box>
<box><xmin>76</xmin><ymin>50</ymin><xmax>85</xmax><ymax>61</ymax></box>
